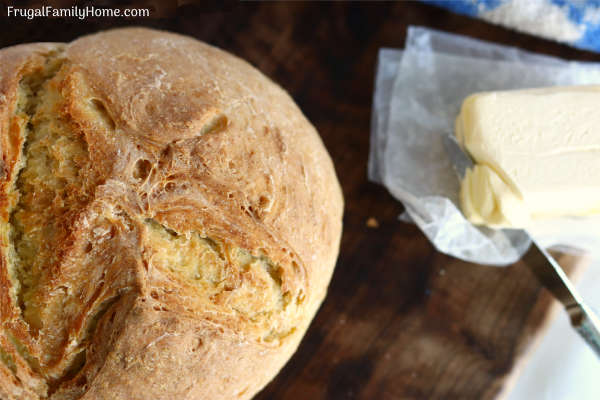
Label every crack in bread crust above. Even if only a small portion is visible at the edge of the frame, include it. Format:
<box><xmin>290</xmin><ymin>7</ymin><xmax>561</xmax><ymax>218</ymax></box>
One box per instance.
<box><xmin>1</xmin><ymin>49</ymin><xmax>68</xmax><ymax>397</ymax></box>
<box><xmin>10</xmin><ymin>53</ymin><xmax>72</xmax><ymax>329</ymax></box>
<box><xmin>1</xmin><ymin>51</ymin><xmax>306</xmax><ymax>395</ymax></box>
<box><xmin>3</xmin><ymin>51</ymin><xmax>135</xmax><ymax>394</ymax></box>
<box><xmin>0</xmin><ymin>28</ymin><xmax>344</xmax><ymax>400</ymax></box>
<box><xmin>142</xmin><ymin>219</ymin><xmax>297</xmax><ymax>341</ymax></box>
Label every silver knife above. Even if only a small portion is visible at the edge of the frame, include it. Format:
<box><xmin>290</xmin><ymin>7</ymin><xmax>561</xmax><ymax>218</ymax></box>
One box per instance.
<box><xmin>443</xmin><ymin>134</ymin><xmax>600</xmax><ymax>357</ymax></box>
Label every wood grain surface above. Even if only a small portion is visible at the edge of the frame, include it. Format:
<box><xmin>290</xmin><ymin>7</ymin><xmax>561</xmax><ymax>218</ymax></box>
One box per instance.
<box><xmin>1</xmin><ymin>2</ymin><xmax>598</xmax><ymax>399</ymax></box>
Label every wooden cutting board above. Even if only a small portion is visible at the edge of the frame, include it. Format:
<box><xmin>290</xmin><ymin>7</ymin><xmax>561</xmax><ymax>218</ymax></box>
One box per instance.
<box><xmin>1</xmin><ymin>2</ymin><xmax>596</xmax><ymax>399</ymax></box>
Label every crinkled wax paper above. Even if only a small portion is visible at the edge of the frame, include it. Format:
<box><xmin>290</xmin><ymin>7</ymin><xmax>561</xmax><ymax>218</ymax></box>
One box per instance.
<box><xmin>369</xmin><ymin>26</ymin><xmax>600</xmax><ymax>265</ymax></box>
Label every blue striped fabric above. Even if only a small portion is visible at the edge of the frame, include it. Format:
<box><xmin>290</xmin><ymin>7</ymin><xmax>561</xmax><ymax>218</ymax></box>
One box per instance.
<box><xmin>422</xmin><ymin>0</ymin><xmax>600</xmax><ymax>52</ymax></box>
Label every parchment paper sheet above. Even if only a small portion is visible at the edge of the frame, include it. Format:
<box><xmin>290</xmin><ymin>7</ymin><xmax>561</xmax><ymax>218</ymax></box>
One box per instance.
<box><xmin>369</xmin><ymin>26</ymin><xmax>600</xmax><ymax>265</ymax></box>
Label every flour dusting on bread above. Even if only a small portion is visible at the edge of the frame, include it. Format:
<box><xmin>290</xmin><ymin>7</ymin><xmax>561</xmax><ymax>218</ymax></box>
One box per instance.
<box><xmin>0</xmin><ymin>28</ymin><xmax>343</xmax><ymax>400</ymax></box>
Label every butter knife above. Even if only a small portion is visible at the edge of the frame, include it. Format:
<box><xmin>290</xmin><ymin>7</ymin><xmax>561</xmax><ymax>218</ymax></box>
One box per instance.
<box><xmin>443</xmin><ymin>134</ymin><xmax>600</xmax><ymax>358</ymax></box>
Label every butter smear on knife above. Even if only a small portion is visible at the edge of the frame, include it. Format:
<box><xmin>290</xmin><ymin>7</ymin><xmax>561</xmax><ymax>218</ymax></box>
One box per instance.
<box><xmin>456</xmin><ymin>86</ymin><xmax>600</xmax><ymax>228</ymax></box>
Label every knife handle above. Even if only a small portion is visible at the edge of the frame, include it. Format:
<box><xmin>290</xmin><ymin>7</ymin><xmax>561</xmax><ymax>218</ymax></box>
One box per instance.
<box><xmin>568</xmin><ymin>304</ymin><xmax>600</xmax><ymax>358</ymax></box>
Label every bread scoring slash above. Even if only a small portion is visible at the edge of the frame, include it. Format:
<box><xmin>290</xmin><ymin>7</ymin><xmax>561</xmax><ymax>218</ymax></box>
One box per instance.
<box><xmin>0</xmin><ymin>28</ymin><xmax>343</xmax><ymax>400</ymax></box>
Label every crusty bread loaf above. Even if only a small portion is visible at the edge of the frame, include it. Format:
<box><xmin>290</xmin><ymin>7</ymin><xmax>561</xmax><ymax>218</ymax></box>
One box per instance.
<box><xmin>0</xmin><ymin>28</ymin><xmax>343</xmax><ymax>400</ymax></box>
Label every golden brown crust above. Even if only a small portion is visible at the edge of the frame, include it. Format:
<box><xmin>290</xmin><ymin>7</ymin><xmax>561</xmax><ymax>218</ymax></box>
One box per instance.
<box><xmin>0</xmin><ymin>28</ymin><xmax>343</xmax><ymax>399</ymax></box>
<box><xmin>0</xmin><ymin>42</ymin><xmax>66</xmax><ymax>400</ymax></box>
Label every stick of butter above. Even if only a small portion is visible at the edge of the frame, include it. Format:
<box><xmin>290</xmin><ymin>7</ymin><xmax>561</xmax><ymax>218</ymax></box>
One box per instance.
<box><xmin>456</xmin><ymin>86</ymin><xmax>600</xmax><ymax>228</ymax></box>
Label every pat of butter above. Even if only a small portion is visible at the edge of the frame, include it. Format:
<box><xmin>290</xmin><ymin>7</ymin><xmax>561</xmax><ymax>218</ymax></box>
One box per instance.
<box><xmin>456</xmin><ymin>86</ymin><xmax>600</xmax><ymax>228</ymax></box>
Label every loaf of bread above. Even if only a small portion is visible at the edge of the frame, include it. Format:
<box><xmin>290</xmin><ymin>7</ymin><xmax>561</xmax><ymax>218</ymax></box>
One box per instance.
<box><xmin>0</xmin><ymin>28</ymin><xmax>343</xmax><ymax>399</ymax></box>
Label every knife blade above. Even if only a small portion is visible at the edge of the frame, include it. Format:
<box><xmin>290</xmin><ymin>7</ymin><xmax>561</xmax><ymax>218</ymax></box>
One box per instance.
<box><xmin>442</xmin><ymin>134</ymin><xmax>600</xmax><ymax>358</ymax></box>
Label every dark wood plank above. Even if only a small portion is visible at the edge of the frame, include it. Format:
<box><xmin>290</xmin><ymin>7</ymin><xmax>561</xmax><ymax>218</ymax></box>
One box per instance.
<box><xmin>1</xmin><ymin>2</ymin><xmax>595</xmax><ymax>399</ymax></box>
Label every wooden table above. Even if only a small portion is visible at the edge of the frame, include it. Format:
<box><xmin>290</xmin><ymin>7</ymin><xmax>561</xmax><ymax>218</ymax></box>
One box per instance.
<box><xmin>2</xmin><ymin>2</ymin><xmax>597</xmax><ymax>399</ymax></box>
